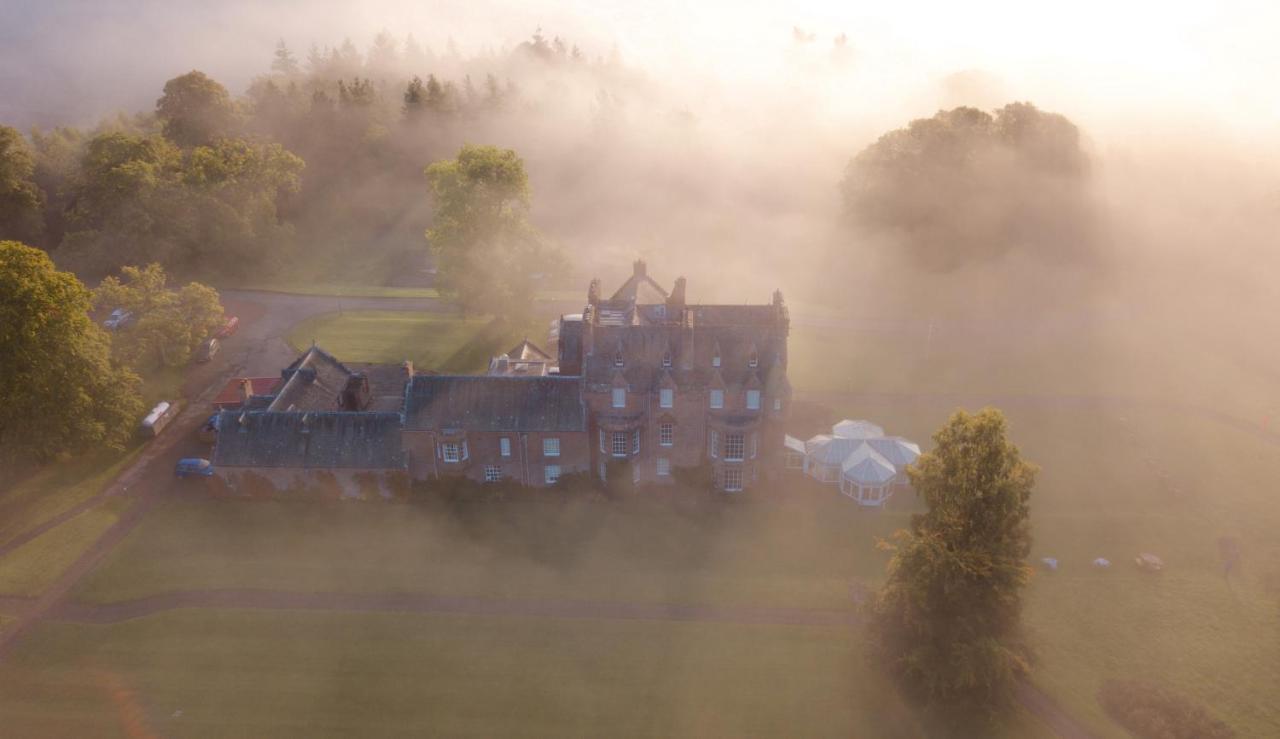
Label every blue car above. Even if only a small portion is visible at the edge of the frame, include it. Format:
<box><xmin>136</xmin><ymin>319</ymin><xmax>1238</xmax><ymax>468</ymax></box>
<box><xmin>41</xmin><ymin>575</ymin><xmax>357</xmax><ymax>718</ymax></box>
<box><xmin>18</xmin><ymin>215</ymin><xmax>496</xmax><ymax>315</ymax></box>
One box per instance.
<box><xmin>175</xmin><ymin>458</ymin><xmax>214</xmax><ymax>478</ymax></box>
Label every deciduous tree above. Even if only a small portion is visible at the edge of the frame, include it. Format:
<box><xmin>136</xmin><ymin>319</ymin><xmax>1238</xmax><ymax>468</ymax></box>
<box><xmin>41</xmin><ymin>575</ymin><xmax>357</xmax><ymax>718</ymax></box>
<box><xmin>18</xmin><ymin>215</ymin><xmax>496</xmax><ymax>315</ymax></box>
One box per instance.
<box><xmin>869</xmin><ymin>407</ymin><xmax>1037</xmax><ymax>712</ymax></box>
<box><xmin>156</xmin><ymin>70</ymin><xmax>238</xmax><ymax>147</ymax></box>
<box><xmin>0</xmin><ymin>241</ymin><xmax>143</xmax><ymax>466</ymax></box>
<box><xmin>0</xmin><ymin>126</ymin><xmax>45</xmax><ymax>245</ymax></box>
<box><xmin>93</xmin><ymin>263</ymin><xmax>225</xmax><ymax>369</ymax></box>
<box><xmin>425</xmin><ymin>144</ymin><xmax>562</xmax><ymax>317</ymax></box>
<box><xmin>842</xmin><ymin>103</ymin><xmax>1093</xmax><ymax>271</ymax></box>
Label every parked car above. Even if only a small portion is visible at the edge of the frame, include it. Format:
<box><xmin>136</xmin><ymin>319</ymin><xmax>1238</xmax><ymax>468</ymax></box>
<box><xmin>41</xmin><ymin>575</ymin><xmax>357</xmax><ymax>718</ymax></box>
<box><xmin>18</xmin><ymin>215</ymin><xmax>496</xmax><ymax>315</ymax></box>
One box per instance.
<box><xmin>196</xmin><ymin>337</ymin><xmax>220</xmax><ymax>362</ymax></box>
<box><xmin>139</xmin><ymin>401</ymin><xmax>178</xmax><ymax>438</ymax></box>
<box><xmin>215</xmin><ymin>315</ymin><xmax>239</xmax><ymax>338</ymax></box>
<box><xmin>103</xmin><ymin>308</ymin><xmax>133</xmax><ymax>331</ymax></box>
<box><xmin>175</xmin><ymin>458</ymin><xmax>214</xmax><ymax>478</ymax></box>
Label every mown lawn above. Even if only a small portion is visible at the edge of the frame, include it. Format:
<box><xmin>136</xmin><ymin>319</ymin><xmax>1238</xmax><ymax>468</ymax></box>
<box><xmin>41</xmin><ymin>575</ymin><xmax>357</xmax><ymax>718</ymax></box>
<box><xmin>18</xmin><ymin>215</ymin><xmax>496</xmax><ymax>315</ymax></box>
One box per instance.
<box><xmin>285</xmin><ymin>311</ymin><xmax>553</xmax><ymax>374</ymax></box>
<box><xmin>0</xmin><ymin>608</ymin><xmax>1054</xmax><ymax>739</ymax></box>
<box><xmin>815</xmin><ymin>397</ymin><xmax>1280</xmax><ymax>738</ymax></box>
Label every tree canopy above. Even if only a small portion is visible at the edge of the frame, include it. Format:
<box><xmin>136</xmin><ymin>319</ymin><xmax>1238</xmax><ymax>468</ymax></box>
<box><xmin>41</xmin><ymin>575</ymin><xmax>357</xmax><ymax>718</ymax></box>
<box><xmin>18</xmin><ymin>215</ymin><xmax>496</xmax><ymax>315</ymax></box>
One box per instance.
<box><xmin>869</xmin><ymin>407</ymin><xmax>1037</xmax><ymax>712</ymax></box>
<box><xmin>842</xmin><ymin>103</ymin><xmax>1094</xmax><ymax>271</ymax></box>
<box><xmin>0</xmin><ymin>126</ymin><xmax>45</xmax><ymax>245</ymax></box>
<box><xmin>0</xmin><ymin>241</ymin><xmax>143</xmax><ymax>466</ymax></box>
<box><xmin>156</xmin><ymin>70</ymin><xmax>238</xmax><ymax>147</ymax></box>
<box><xmin>93</xmin><ymin>263</ymin><xmax>225</xmax><ymax>369</ymax></box>
<box><xmin>59</xmin><ymin>131</ymin><xmax>302</xmax><ymax>278</ymax></box>
<box><xmin>425</xmin><ymin>144</ymin><xmax>560</xmax><ymax>317</ymax></box>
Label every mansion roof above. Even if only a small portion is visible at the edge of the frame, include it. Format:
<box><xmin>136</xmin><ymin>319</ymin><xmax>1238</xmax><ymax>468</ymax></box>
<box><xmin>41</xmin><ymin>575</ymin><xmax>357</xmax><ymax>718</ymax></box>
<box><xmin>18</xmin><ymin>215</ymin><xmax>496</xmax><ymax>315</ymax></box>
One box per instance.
<box><xmin>404</xmin><ymin>375</ymin><xmax>586</xmax><ymax>432</ymax></box>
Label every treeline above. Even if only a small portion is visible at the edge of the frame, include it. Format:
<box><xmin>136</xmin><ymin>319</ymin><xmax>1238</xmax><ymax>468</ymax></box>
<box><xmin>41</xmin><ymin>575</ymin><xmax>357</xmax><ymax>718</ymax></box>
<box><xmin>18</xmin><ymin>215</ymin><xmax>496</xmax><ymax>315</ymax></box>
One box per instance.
<box><xmin>0</xmin><ymin>29</ymin><xmax>615</xmax><ymax>283</ymax></box>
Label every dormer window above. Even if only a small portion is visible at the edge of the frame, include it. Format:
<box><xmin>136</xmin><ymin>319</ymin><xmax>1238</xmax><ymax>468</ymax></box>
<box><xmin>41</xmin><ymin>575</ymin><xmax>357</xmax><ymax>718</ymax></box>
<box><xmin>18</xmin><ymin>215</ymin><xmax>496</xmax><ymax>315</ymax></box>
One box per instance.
<box><xmin>749</xmin><ymin>352</ymin><xmax>758</xmax><ymax>368</ymax></box>
<box><xmin>662</xmin><ymin>352</ymin><xmax>672</xmax><ymax>368</ymax></box>
<box><xmin>614</xmin><ymin>351</ymin><xmax>624</xmax><ymax>367</ymax></box>
<box><xmin>712</xmin><ymin>353</ymin><xmax>720</xmax><ymax>368</ymax></box>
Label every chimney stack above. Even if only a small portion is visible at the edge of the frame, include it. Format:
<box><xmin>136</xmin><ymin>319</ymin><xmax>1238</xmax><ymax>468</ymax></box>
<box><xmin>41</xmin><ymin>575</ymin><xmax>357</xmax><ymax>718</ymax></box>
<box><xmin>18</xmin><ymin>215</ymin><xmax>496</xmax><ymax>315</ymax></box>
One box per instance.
<box><xmin>238</xmin><ymin>378</ymin><xmax>253</xmax><ymax>407</ymax></box>
<box><xmin>633</xmin><ymin>259</ymin><xmax>647</xmax><ymax>277</ymax></box>
<box><xmin>402</xmin><ymin>360</ymin><xmax>414</xmax><ymax>381</ymax></box>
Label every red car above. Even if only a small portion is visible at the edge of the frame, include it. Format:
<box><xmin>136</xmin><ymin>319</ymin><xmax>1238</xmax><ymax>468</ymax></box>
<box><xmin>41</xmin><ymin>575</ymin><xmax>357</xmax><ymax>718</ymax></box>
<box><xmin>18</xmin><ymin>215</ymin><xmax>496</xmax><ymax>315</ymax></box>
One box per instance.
<box><xmin>215</xmin><ymin>316</ymin><xmax>239</xmax><ymax>338</ymax></box>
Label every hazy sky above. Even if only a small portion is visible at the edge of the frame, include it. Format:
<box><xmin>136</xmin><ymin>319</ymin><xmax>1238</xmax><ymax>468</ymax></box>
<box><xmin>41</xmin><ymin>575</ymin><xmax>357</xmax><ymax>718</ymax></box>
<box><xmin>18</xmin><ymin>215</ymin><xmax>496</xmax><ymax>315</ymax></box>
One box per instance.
<box><xmin>1</xmin><ymin>0</ymin><xmax>1277</xmax><ymax>145</ymax></box>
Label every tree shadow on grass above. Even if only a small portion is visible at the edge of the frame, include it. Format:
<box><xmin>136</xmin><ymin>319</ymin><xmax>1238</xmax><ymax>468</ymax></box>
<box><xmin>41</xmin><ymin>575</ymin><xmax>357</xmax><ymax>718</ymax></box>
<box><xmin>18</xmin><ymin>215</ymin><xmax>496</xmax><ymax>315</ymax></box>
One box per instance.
<box><xmin>436</xmin><ymin>318</ymin><xmax>516</xmax><ymax>374</ymax></box>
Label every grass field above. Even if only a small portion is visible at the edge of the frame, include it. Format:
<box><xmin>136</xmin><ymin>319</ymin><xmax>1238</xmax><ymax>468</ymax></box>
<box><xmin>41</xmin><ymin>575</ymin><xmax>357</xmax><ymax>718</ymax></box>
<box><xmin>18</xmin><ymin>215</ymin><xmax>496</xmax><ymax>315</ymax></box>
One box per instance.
<box><xmin>0</xmin><ymin>610</ymin><xmax>949</xmax><ymax>739</ymax></box>
<box><xmin>285</xmin><ymin>311</ymin><xmax>553</xmax><ymax>374</ymax></box>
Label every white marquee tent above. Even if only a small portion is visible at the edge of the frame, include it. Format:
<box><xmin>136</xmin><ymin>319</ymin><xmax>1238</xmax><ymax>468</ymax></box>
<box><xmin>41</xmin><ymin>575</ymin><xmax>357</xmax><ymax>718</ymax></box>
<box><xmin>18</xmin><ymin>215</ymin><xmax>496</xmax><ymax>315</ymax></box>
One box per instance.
<box><xmin>796</xmin><ymin>419</ymin><xmax>921</xmax><ymax>506</ymax></box>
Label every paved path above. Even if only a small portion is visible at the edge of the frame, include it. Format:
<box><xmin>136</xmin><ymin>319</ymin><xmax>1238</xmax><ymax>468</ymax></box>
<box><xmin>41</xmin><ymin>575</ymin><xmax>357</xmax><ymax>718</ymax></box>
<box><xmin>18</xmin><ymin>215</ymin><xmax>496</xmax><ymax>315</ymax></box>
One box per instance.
<box><xmin>50</xmin><ymin>589</ymin><xmax>859</xmax><ymax>628</ymax></box>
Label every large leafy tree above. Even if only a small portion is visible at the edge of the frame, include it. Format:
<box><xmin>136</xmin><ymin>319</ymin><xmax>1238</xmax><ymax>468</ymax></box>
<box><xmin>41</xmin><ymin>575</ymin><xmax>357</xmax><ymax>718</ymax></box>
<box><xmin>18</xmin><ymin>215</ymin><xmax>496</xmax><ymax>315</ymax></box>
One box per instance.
<box><xmin>425</xmin><ymin>144</ymin><xmax>561</xmax><ymax>317</ymax></box>
<box><xmin>156</xmin><ymin>70</ymin><xmax>238</xmax><ymax>147</ymax></box>
<box><xmin>60</xmin><ymin>131</ymin><xmax>301</xmax><ymax>277</ymax></box>
<box><xmin>0</xmin><ymin>126</ymin><xmax>45</xmax><ymax>245</ymax></box>
<box><xmin>842</xmin><ymin>103</ymin><xmax>1093</xmax><ymax>271</ymax></box>
<box><xmin>92</xmin><ymin>263</ymin><xmax>225</xmax><ymax>369</ymax></box>
<box><xmin>869</xmin><ymin>408</ymin><xmax>1037</xmax><ymax>712</ymax></box>
<box><xmin>0</xmin><ymin>241</ymin><xmax>143</xmax><ymax>467</ymax></box>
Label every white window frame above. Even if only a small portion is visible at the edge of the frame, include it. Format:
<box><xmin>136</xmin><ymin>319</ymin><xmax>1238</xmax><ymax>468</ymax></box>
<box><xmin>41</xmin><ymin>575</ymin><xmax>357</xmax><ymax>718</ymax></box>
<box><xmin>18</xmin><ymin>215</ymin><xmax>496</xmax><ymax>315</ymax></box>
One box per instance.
<box><xmin>633</xmin><ymin>428</ymin><xmax>641</xmax><ymax>455</ymax></box>
<box><xmin>659</xmin><ymin>388</ymin><xmax>673</xmax><ymax>408</ymax></box>
<box><xmin>543</xmin><ymin>437</ymin><xmax>560</xmax><ymax>457</ymax></box>
<box><xmin>709</xmin><ymin>429</ymin><xmax>719</xmax><ymax>458</ymax></box>
<box><xmin>442</xmin><ymin>442</ymin><xmax>467</xmax><ymax>463</ymax></box>
<box><xmin>773</xmin><ymin>398</ymin><xmax>782</xmax><ymax>412</ymax></box>
<box><xmin>599</xmin><ymin>429</ymin><xmax>606</xmax><ymax>453</ymax></box>
<box><xmin>544</xmin><ymin>465</ymin><xmax>561</xmax><ymax>485</ymax></box>
<box><xmin>656</xmin><ymin>457</ymin><xmax>671</xmax><ymax>476</ymax></box>
<box><xmin>499</xmin><ymin>437</ymin><xmax>511</xmax><ymax>457</ymax></box>
<box><xmin>612</xmin><ymin>387</ymin><xmax>626</xmax><ymax>408</ymax></box>
<box><xmin>712</xmin><ymin>354</ymin><xmax>721</xmax><ymax>368</ymax></box>
<box><xmin>662</xmin><ymin>352</ymin><xmax>672</xmax><ymax>368</ymax></box>
<box><xmin>659</xmin><ymin>423</ymin><xmax>674</xmax><ymax>447</ymax></box>
<box><xmin>709</xmin><ymin>389</ymin><xmax>724</xmax><ymax>409</ymax></box>
<box><xmin>746</xmin><ymin>390</ymin><xmax>760</xmax><ymax>410</ymax></box>
<box><xmin>484</xmin><ymin>465</ymin><xmax>501</xmax><ymax>482</ymax></box>
<box><xmin>612</xmin><ymin>431</ymin><xmax>628</xmax><ymax>457</ymax></box>
<box><xmin>725</xmin><ymin>433</ymin><xmax>745</xmax><ymax>461</ymax></box>
<box><xmin>723</xmin><ymin>466</ymin><xmax>743</xmax><ymax>492</ymax></box>
<box><xmin>750</xmin><ymin>433</ymin><xmax>758</xmax><ymax>459</ymax></box>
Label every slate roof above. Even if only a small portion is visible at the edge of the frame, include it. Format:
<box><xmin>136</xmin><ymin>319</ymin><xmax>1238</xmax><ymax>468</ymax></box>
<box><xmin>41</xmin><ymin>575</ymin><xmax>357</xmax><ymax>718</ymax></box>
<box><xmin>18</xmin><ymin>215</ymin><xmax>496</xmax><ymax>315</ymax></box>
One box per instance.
<box><xmin>506</xmin><ymin>339</ymin><xmax>552</xmax><ymax>362</ymax></box>
<box><xmin>267</xmin><ymin>346</ymin><xmax>356</xmax><ymax>412</ymax></box>
<box><xmin>404</xmin><ymin>375</ymin><xmax>586</xmax><ymax>432</ymax></box>
<box><xmin>347</xmin><ymin>362</ymin><xmax>410</xmax><ymax>412</ymax></box>
<box><xmin>213</xmin><ymin>411</ymin><xmax>406</xmax><ymax>469</ymax></box>
<box><xmin>609</xmin><ymin>268</ymin><xmax>669</xmax><ymax>304</ymax></box>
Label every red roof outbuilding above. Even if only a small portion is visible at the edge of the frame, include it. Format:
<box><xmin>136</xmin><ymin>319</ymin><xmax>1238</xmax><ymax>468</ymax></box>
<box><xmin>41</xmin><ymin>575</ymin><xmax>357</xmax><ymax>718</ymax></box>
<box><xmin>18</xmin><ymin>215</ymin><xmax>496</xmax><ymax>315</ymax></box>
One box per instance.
<box><xmin>212</xmin><ymin>377</ymin><xmax>281</xmax><ymax>410</ymax></box>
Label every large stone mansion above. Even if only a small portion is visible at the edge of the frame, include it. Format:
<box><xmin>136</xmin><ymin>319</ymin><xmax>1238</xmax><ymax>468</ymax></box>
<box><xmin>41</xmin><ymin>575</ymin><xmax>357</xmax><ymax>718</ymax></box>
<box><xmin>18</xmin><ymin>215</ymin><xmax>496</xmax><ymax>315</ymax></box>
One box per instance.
<box><xmin>213</xmin><ymin>261</ymin><xmax>792</xmax><ymax>494</ymax></box>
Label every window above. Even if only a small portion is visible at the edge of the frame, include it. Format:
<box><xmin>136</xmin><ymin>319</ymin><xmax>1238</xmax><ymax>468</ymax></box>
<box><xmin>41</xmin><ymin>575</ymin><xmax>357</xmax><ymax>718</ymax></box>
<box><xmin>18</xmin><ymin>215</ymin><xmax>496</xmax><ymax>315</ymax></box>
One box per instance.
<box><xmin>712</xmin><ymin>353</ymin><xmax>721</xmax><ymax>368</ymax></box>
<box><xmin>656</xmin><ymin>458</ymin><xmax>671</xmax><ymax>476</ymax></box>
<box><xmin>599</xmin><ymin>429</ymin><xmax>607</xmax><ymax>453</ymax></box>
<box><xmin>725</xmin><ymin>433</ymin><xmax>745</xmax><ymax>461</ymax></box>
<box><xmin>655</xmin><ymin>305</ymin><xmax>666</xmax><ymax>318</ymax></box>
<box><xmin>659</xmin><ymin>423</ymin><xmax>674</xmax><ymax>446</ymax></box>
<box><xmin>543</xmin><ymin>437</ymin><xmax>560</xmax><ymax>457</ymax></box>
<box><xmin>746</xmin><ymin>390</ymin><xmax>761</xmax><ymax>410</ymax></box>
<box><xmin>749</xmin><ymin>352</ymin><xmax>758</xmax><ymax>368</ymax></box>
<box><xmin>750</xmin><ymin>433</ymin><xmax>758</xmax><ymax>459</ymax></box>
<box><xmin>633</xmin><ymin>428</ymin><xmax>641</xmax><ymax>454</ymax></box>
<box><xmin>614</xmin><ymin>351</ymin><xmax>624</xmax><ymax>367</ymax></box>
<box><xmin>499</xmin><ymin>437</ymin><xmax>511</xmax><ymax>457</ymax></box>
<box><xmin>660</xmin><ymin>388</ymin><xmax>673</xmax><ymax>408</ymax></box>
<box><xmin>484</xmin><ymin>466</ymin><xmax>501</xmax><ymax>482</ymax></box>
<box><xmin>773</xmin><ymin>398</ymin><xmax>782</xmax><ymax>412</ymax></box>
<box><xmin>709</xmin><ymin>429</ymin><xmax>719</xmax><ymax>458</ymax></box>
<box><xmin>612</xmin><ymin>431</ymin><xmax>628</xmax><ymax>457</ymax></box>
<box><xmin>709</xmin><ymin>389</ymin><xmax>724</xmax><ymax>409</ymax></box>
<box><xmin>442</xmin><ymin>442</ymin><xmax>461</xmax><ymax>463</ymax></box>
<box><xmin>544</xmin><ymin>465</ymin><xmax>561</xmax><ymax>485</ymax></box>
<box><xmin>662</xmin><ymin>352</ymin><xmax>672</xmax><ymax>368</ymax></box>
<box><xmin>612</xmin><ymin>387</ymin><xmax>626</xmax><ymax>408</ymax></box>
<box><xmin>723</xmin><ymin>466</ymin><xmax>743</xmax><ymax>492</ymax></box>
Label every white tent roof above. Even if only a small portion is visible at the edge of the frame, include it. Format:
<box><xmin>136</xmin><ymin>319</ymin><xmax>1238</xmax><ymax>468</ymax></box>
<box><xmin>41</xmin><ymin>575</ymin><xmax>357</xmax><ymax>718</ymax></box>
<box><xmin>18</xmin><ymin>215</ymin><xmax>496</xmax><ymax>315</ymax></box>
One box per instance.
<box><xmin>804</xmin><ymin>434</ymin><xmax>833</xmax><ymax>455</ymax></box>
<box><xmin>833</xmin><ymin>419</ymin><xmax>885</xmax><ymax>439</ymax></box>
<box><xmin>809</xmin><ymin>436</ymin><xmax>866</xmax><ymax>465</ymax></box>
<box><xmin>865</xmin><ymin>436</ymin><xmax>921</xmax><ymax>467</ymax></box>
<box><xmin>841</xmin><ymin>444</ymin><xmax>897</xmax><ymax>485</ymax></box>
<box><xmin>784</xmin><ymin>435</ymin><xmax>806</xmax><ymax>453</ymax></box>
